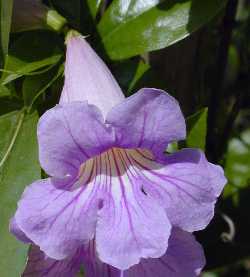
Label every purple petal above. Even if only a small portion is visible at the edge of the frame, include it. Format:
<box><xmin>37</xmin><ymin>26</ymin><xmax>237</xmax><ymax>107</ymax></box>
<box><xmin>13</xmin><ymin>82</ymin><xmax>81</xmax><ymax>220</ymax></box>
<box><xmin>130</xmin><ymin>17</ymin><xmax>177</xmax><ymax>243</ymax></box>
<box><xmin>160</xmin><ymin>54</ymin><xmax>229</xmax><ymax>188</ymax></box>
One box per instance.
<box><xmin>95</xmin><ymin>149</ymin><xmax>171</xmax><ymax>270</ymax></box>
<box><xmin>9</xmin><ymin>217</ymin><xmax>31</xmax><ymax>243</ymax></box>
<box><xmin>38</xmin><ymin>102</ymin><xmax>114</xmax><ymax>177</ymax></box>
<box><xmin>22</xmin><ymin>245</ymin><xmax>83</xmax><ymax>277</ymax></box>
<box><xmin>60</xmin><ymin>33</ymin><xmax>124</xmax><ymax>116</ymax></box>
<box><xmin>14</xmin><ymin>178</ymin><xmax>100</xmax><ymax>260</ymax></box>
<box><xmin>106</xmin><ymin>88</ymin><xmax>186</xmax><ymax>159</ymax></box>
<box><xmin>128</xmin><ymin>148</ymin><xmax>227</xmax><ymax>232</ymax></box>
<box><xmin>82</xmin><ymin>229</ymin><xmax>205</xmax><ymax>277</ymax></box>
<box><xmin>82</xmin><ymin>241</ymin><xmax>120</xmax><ymax>277</ymax></box>
<box><xmin>84</xmin><ymin>261</ymin><xmax>119</xmax><ymax>277</ymax></box>
<box><xmin>124</xmin><ymin>228</ymin><xmax>205</xmax><ymax>277</ymax></box>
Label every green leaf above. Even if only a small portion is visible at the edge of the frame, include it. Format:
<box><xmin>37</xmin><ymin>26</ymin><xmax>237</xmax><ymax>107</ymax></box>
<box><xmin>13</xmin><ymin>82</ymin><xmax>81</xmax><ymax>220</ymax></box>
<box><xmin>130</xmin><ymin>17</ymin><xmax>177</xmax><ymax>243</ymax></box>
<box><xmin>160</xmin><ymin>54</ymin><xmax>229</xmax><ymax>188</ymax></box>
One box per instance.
<box><xmin>0</xmin><ymin>0</ymin><xmax>13</xmax><ymax>58</ymax></box>
<box><xmin>0</xmin><ymin>97</ymin><xmax>22</xmax><ymax>116</ymax></box>
<box><xmin>87</xmin><ymin>0</ymin><xmax>102</xmax><ymax>18</ymax></box>
<box><xmin>186</xmin><ymin>108</ymin><xmax>208</xmax><ymax>150</ymax></box>
<box><xmin>0</xmin><ymin>111</ymin><xmax>40</xmax><ymax>277</ymax></box>
<box><xmin>23</xmin><ymin>64</ymin><xmax>64</xmax><ymax>107</ymax></box>
<box><xmin>128</xmin><ymin>60</ymin><xmax>150</xmax><ymax>93</ymax></box>
<box><xmin>166</xmin><ymin>141</ymin><xmax>179</xmax><ymax>153</ymax></box>
<box><xmin>0</xmin><ymin>84</ymin><xmax>10</xmax><ymax>97</ymax></box>
<box><xmin>1</xmin><ymin>55</ymin><xmax>61</xmax><ymax>85</ymax></box>
<box><xmin>98</xmin><ymin>0</ymin><xmax>227</xmax><ymax>60</ymax></box>
<box><xmin>223</xmin><ymin>129</ymin><xmax>250</xmax><ymax>200</ymax></box>
<box><xmin>1</xmin><ymin>31</ymin><xmax>62</xmax><ymax>85</ymax></box>
<box><xmin>113</xmin><ymin>58</ymin><xmax>149</xmax><ymax>94</ymax></box>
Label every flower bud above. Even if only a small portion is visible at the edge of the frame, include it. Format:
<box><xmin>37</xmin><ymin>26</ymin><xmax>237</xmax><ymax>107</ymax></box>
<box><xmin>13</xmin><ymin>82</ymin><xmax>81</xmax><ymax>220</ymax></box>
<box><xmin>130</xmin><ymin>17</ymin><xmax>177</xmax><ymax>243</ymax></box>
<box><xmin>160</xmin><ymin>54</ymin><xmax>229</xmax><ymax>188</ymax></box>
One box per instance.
<box><xmin>11</xmin><ymin>0</ymin><xmax>67</xmax><ymax>33</ymax></box>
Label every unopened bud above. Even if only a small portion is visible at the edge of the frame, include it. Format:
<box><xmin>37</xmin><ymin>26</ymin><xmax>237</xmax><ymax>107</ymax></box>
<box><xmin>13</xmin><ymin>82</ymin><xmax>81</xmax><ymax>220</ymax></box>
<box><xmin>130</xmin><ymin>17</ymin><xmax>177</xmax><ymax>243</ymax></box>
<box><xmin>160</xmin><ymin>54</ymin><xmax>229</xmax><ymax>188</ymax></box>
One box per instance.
<box><xmin>11</xmin><ymin>0</ymin><xmax>67</xmax><ymax>33</ymax></box>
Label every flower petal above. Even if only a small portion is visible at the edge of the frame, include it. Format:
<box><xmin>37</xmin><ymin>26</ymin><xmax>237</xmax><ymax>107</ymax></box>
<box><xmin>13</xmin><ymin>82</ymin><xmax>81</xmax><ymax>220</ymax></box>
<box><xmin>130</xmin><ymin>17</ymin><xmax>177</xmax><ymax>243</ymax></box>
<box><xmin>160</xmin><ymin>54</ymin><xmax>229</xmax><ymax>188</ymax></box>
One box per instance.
<box><xmin>82</xmin><ymin>229</ymin><xmax>205</xmax><ymax>277</ymax></box>
<box><xmin>38</xmin><ymin>102</ymin><xmax>114</xmax><ymax>177</ymax></box>
<box><xmin>96</xmin><ymin>149</ymin><xmax>171</xmax><ymax>270</ymax></box>
<box><xmin>106</xmin><ymin>88</ymin><xmax>186</xmax><ymax>159</ymax></box>
<box><xmin>82</xmin><ymin>241</ymin><xmax>120</xmax><ymax>277</ymax></box>
<box><xmin>22</xmin><ymin>245</ymin><xmax>83</xmax><ymax>277</ymax></box>
<box><xmin>128</xmin><ymin>148</ymin><xmax>227</xmax><ymax>232</ymax></box>
<box><xmin>60</xmin><ymin>34</ymin><xmax>124</xmax><ymax>116</ymax></box>
<box><xmin>124</xmin><ymin>228</ymin><xmax>205</xmax><ymax>277</ymax></box>
<box><xmin>14</xmin><ymin>177</ymin><xmax>100</xmax><ymax>260</ymax></box>
<box><xmin>9</xmin><ymin>217</ymin><xmax>31</xmax><ymax>243</ymax></box>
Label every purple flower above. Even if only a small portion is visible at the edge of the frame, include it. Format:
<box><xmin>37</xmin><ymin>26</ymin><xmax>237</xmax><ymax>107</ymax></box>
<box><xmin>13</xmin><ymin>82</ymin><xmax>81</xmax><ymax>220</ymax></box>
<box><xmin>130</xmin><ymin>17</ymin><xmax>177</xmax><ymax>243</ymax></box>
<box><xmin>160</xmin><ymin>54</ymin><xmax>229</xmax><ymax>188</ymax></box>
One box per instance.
<box><xmin>22</xmin><ymin>228</ymin><xmax>205</xmax><ymax>277</ymax></box>
<box><xmin>10</xmin><ymin>33</ymin><xmax>226</xmax><ymax>273</ymax></box>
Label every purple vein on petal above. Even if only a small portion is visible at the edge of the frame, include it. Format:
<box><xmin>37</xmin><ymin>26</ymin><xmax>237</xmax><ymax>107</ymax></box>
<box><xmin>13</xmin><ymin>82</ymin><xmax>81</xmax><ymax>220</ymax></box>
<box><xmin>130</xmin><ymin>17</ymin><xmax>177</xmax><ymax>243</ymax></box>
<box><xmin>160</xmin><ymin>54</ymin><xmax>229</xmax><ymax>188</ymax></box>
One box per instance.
<box><xmin>111</xmin><ymin>149</ymin><xmax>141</xmax><ymax>251</ymax></box>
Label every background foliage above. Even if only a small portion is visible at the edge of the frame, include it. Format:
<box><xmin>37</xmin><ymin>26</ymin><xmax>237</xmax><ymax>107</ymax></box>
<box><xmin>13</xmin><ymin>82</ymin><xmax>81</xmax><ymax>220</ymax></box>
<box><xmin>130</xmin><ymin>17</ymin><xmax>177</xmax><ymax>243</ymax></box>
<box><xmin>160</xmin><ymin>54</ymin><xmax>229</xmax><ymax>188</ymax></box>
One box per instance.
<box><xmin>0</xmin><ymin>0</ymin><xmax>249</xmax><ymax>276</ymax></box>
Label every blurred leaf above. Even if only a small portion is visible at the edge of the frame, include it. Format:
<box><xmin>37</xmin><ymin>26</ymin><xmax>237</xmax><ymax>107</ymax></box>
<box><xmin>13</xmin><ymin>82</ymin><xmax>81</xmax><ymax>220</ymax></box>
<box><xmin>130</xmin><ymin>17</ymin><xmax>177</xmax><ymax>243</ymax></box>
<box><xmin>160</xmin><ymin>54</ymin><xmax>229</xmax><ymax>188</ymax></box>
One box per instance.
<box><xmin>128</xmin><ymin>60</ymin><xmax>150</xmax><ymax>93</ymax></box>
<box><xmin>225</xmin><ymin>44</ymin><xmax>240</xmax><ymax>87</ymax></box>
<box><xmin>186</xmin><ymin>108</ymin><xmax>208</xmax><ymax>150</ymax></box>
<box><xmin>113</xmin><ymin>58</ymin><xmax>149</xmax><ymax>94</ymax></box>
<box><xmin>166</xmin><ymin>141</ymin><xmax>179</xmax><ymax>153</ymax></box>
<box><xmin>113</xmin><ymin>59</ymin><xmax>139</xmax><ymax>92</ymax></box>
<box><xmin>202</xmin><ymin>273</ymin><xmax>219</xmax><ymax>277</ymax></box>
<box><xmin>87</xmin><ymin>0</ymin><xmax>102</xmax><ymax>18</ymax></box>
<box><xmin>224</xmin><ymin>129</ymin><xmax>250</xmax><ymax>200</ymax></box>
<box><xmin>1</xmin><ymin>55</ymin><xmax>61</xmax><ymax>85</ymax></box>
<box><xmin>0</xmin><ymin>97</ymin><xmax>22</xmax><ymax>116</ymax></box>
<box><xmin>0</xmin><ymin>111</ymin><xmax>40</xmax><ymax>277</ymax></box>
<box><xmin>98</xmin><ymin>0</ymin><xmax>227</xmax><ymax>60</ymax></box>
<box><xmin>0</xmin><ymin>84</ymin><xmax>10</xmax><ymax>97</ymax></box>
<box><xmin>1</xmin><ymin>31</ymin><xmax>62</xmax><ymax>85</ymax></box>
<box><xmin>23</xmin><ymin>70</ymin><xmax>55</xmax><ymax>107</ymax></box>
<box><xmin>22</xmin><ymin>64</ymin><xmax>64</xmax><ymax>107</ymax></box>
<box><xmin>0</xmin><ymin>0</ymin><xmax>13</xmax><ymax>58</ymax></box>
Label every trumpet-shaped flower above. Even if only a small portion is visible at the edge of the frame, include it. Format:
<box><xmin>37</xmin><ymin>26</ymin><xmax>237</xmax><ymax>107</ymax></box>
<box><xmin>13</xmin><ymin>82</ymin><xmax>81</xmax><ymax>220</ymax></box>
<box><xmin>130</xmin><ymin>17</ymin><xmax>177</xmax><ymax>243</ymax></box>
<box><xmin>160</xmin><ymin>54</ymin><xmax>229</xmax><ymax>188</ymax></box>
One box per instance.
<box><xmin>11</xmin><ymin>33</ymin><xmax>226</xmax><ymax>273</ymax></box>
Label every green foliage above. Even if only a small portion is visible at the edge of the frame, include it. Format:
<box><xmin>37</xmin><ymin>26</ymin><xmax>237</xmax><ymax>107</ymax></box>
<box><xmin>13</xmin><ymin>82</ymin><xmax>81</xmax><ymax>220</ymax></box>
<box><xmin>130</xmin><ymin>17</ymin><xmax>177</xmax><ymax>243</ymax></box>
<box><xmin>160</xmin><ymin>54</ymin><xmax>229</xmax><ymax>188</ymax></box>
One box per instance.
<box><xmin>0</xmin><ymin>26</ymin><xmax>63</xmax><ymax>277</ymax></box>
<box><xmin>0</xmin><ymin>111</ymin><xmax>40</xmax><ymax>276</ymax></box>
<box><xmin>87</xmin><ymin>0</ymin><xmax>102</xmax><ymax>18</ymax></box>
<box><xmin>113</xmin><ymin>58</ymin><xmax>150</xmax><ymax>94</ymax></box>
<box><xmin>0</xmin><ymin>84</ymin><xmax>10</xmax><ymax>97</ymax></box>
<box><xmin>0</xmin><ymin>0</ymin><xmax>13</xmax><ymax>59</ymax></box>
<box><xmin>224</xmin><ymin>129</ymin><xmax>250</xmax><ymax>201</ymax></box>
<box><xmin>1</xmin><ymin>31</ymin><xmax>62</xmax><ymax>85</ymax></box>
<box><xmin>22</xmin><ymin>64</ymin><xmax>64</xmax><ymax>108</ymax></box>
<box><xmin>98</xmin><ymin>0</ymin><xmax>227</xmax><ymax>59</ymax></box>
<box><xmin>186</xmin><ymin>108</ymin><xmax>208</xmax><ymax>150</ymax></box>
